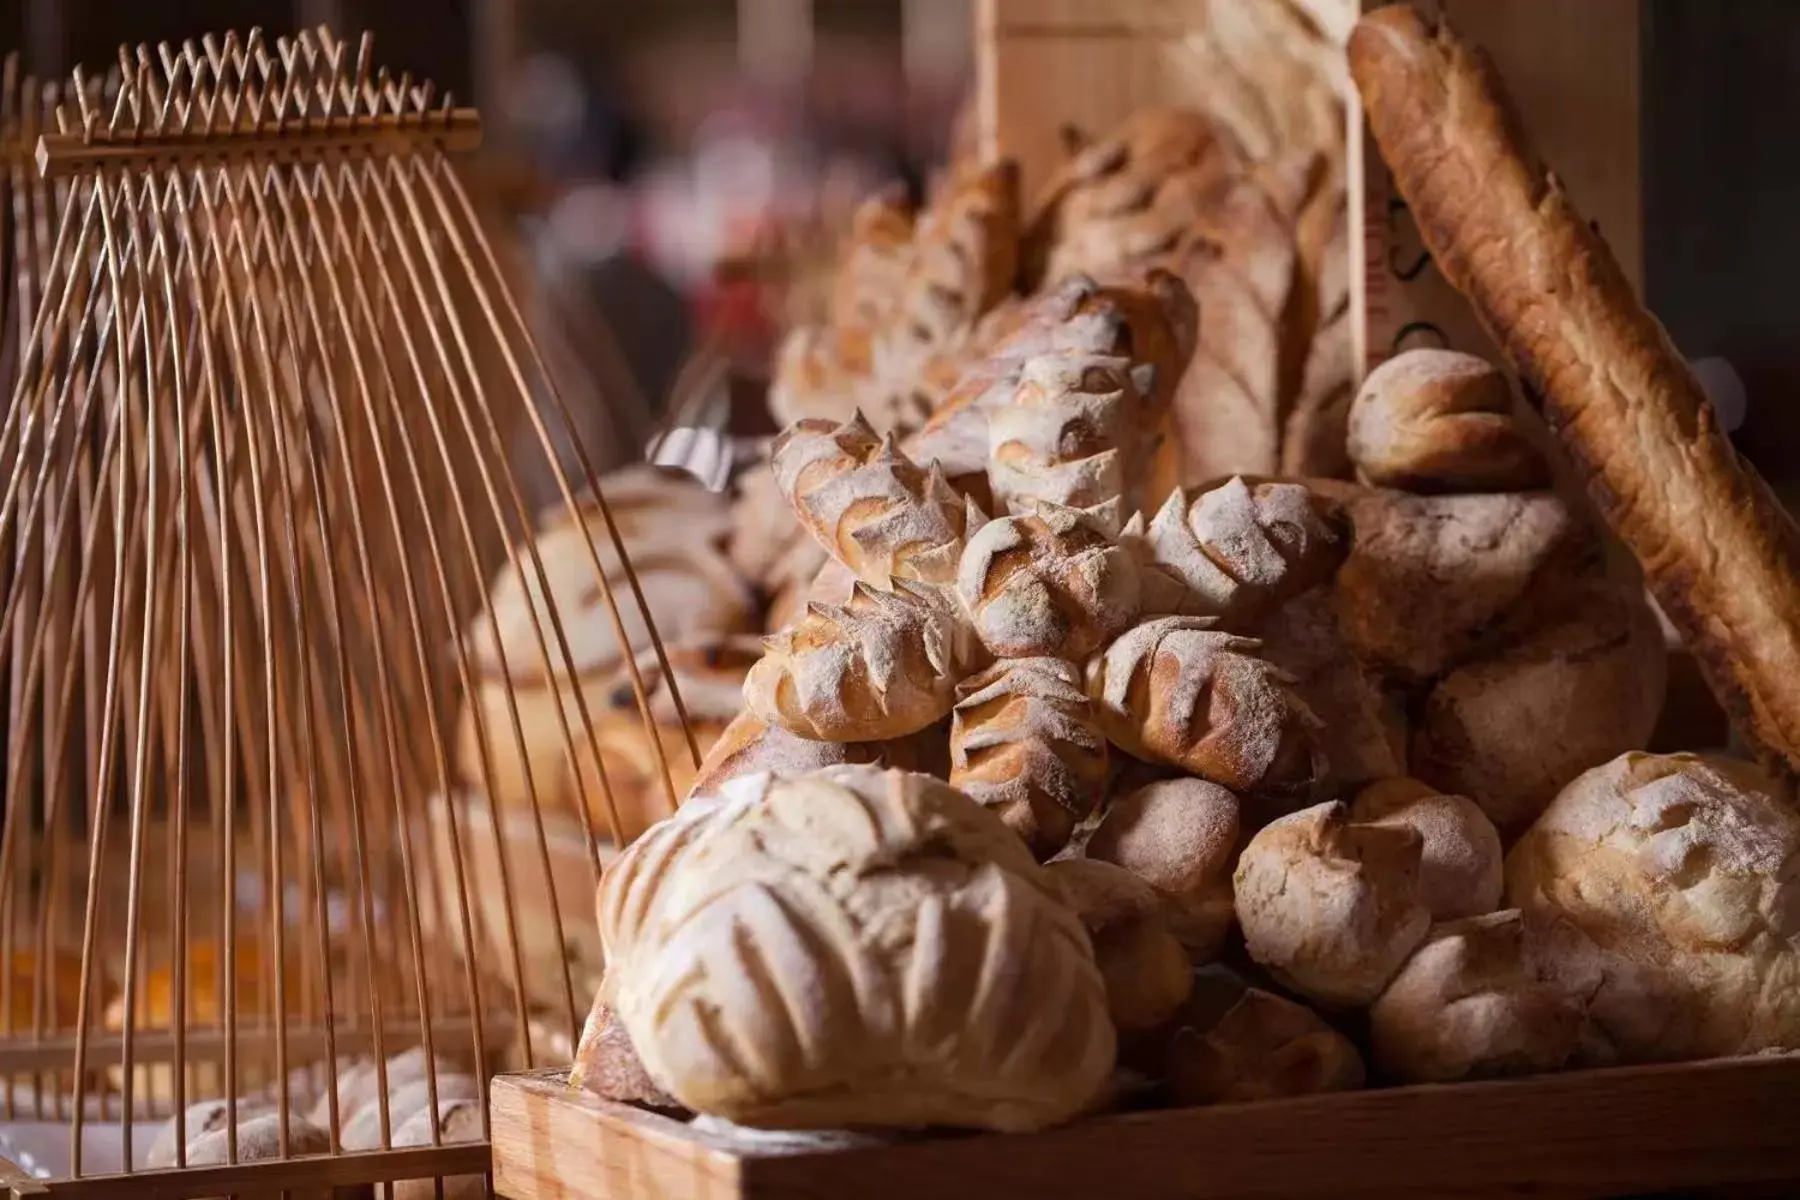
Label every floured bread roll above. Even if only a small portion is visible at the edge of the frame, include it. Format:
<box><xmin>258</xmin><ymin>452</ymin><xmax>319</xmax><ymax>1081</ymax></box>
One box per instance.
<box><xmin>772</xmin><ymin>415</ymin><xmax>976</xmax><ymax>591</ymax></box>
<box><xmin>1164</xmin><ymin>974</ymin><xmax>1364</xmax><ymax>1107</ymax></box>
<box><xmin>1412</xmin><ymin>578</ymin><xmax>1667</xmax><ymax>832</ymax></box>
<box><xmin>1350</xmin><ymin>778</ymin><xmax>1502</xmax><ymax>920</ymax></box>
<box><xmin>338</xmin><ymin>1074</ymin><xmax>483</xmax><ymax>1151</ymax></box>
<box><xmin>456</xmin><ymin>473</ymin><xmax>753</xmax><ymax>818</ymax></box>
<box><xmin>1506</xmin><ymin>753</ymin><xmax>1800</xmax><ymax>1063</ymax></box>
<box><xmin>1330</xmin><ymin>487</ymin><xmax>1591</xmax><ymax>682</ymax></box>
<box><xmin>1048</xmin><ymin>859</ymin><xmax>1195</xmax><ymax>1037</ymax></box>
<box><xmin>744</xmin><ymin>582</ymin><xmax>961</xmax><ymax>741</ymax></box>
<box><xmin>957</xmin><ymin>504</ymin><xmax>1141</xmax><ymax>661</ymax></box>
<box><xmin>1348</xmin><ymin>349</ymin><xmax>1549</xmax><ymax>494</ymax></box>
<box><xmin>390</xmin><ymin>1099</ymin><xmax>486</xmax><ymax>1200</ymax></box>
<box><xmin>686</xmin><ymin>711</ymin><xmax>879</xmax><ymax>798</ymax></box>
<box><xmin>1234</xmin><ymin>801</ymin><xmax>1431</xmax><ymax>1007</ymax></box>
<box><xmin>1126</xmin><ymin>477</ymin><xmax>1345</xmax><ymax>628</ymax></box>
<box><xmin>1371</xmin><ymin>909</ymin><xmax>1596</xmax><ymax>1083</ymax></box>
<box><xmin>598</xmin><ymin>766</ymin><xmax>1115</xmax><ymax>1131</ymax></box>
<box><xmin>950</xmin><ymin>658</ymin><xmax>1109</xmax><ymax>860</ymax></box>
<box><xmin>1086</xmin><ymin>617</ymin><xmax>1324</xmax><ymax>801</ymax></box>
<box><xmin>148</xmin><ymin>1099</ymin><xmax>272</xmax><ymax>1168</ymax></box>
<box><xmin>1087</xmin><ymin>779</ymin><xmax>1240</xmax><ymax>958</ymax></box>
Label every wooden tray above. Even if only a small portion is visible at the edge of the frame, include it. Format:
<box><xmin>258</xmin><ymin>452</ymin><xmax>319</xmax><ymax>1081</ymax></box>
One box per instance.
<box><xmin>490</xmin><ymin>1055</ymin><xmax>1800</xmax><ymax>1200</ymax></box>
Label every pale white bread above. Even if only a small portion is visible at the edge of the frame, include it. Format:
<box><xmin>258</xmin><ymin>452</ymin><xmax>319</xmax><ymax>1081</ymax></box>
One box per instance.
<box><xmin>1370</xmin><ymin>908</ymin><xmax>1598</xmax><ymax>1083</ymax></box>
<box><xmin>1233</xmin><ymin>801</ymin><xmax>1431</xmax><ymax>1007</ymax></box>
<box><xmin>744</xmin><ymin>581</ymin><xmax>961</xmax><ymax>742</ymax></box>
<box><xmin>571</xmin><ymin>990</ymin><xmax>678</xmax><ymax>1108</ymax></box>
<box><xmin>148</xmin><ymin>1099</ymin><xmax>272</xmax><ymax>1168</ymax></box>
<box><xmin>1086</xmin><ymin>779</ymin><xmax>1240</xmax><ymax>958</ymax></box>
<box><xmin>185</xmin><ymin>1111</ymin><xmax>331</xmax><ymax>1165</ymax></box>
<box><xmin>337</xmin><ymin>1074</ymin><xmax>482</xmax><ymax>1151</ymax></box>
<box><xmin>306</xmin><ymin>1048</ymin><xmax>462</xmax><ymax>1133</ymax></box>
<box><xmin>596</xmin><ymin>766</ymin><xmax>1115</xmax><ymax>1132</ymax></box>
<box><xmin>1350</xmin><ymin>778</ymin><xmax>1503</xmax><ymax>921</ymax></box>
<box><xmin>1505</xmin><ymin>752</ymin><xmax>1800</xmax><ymax>1064</ymax></box>
<box><xmin>1256</xmin><ymin>585</ymin><xmax>1408</xmax><ymax>787</ymax></box>
<box><xmin>950</xmin><ymin>658</ymin><xmax>1109</xmax><ymax>861</ymax></box>
<box><xmin>389</xmin><ymin>1098</ymin><xmax>486</xmax><ymax>1200</ymax></box>
<box><xmin>1412</xmin><ymin>577</ymin><xmax>1668</xmax><ymax>833</ymax></box>
<box><xmin>1164</xmin><ymin>975</ymin><xmax>1365</xmax><ymax>1106</ymax></box>
<box><xmin>772</xmin><ymin>414</ymin><xmax>974</xmax><ymax>590</ymax></box>
<box><xmin>1046</xmin><ymin>859</ymin><xmax>1195</xmax><ymax>1036</ymax></box>
<box><xmin>957</xmin><ymin>504</ymin><xmax>1141</xmax><ymax>662</ymax></box>
<box><xmin>1329</xmin><ymin>486</ymin><xmax>1594</xmax><ymax>682</ymax></box>
<box><xmin>1085</xmin><ymin>616</ymin><xmax>1325</xmax><ymax>802</ymax></box>
<box><xmin>1348</xmin><ymin>349</ymin><xmax>1549</xmax><ymax>494</ymax></box>
<box><xmin>686</xmin><ymin>711</ymin><xmax>880</xmax><ymax>799</ymax></box>
<box><xmin>1125</xmin><ymin>476</ymin><xmax>1345</xmax><ymax>629</ymax></box>
<box><xmin>988</xmin><ymin>351</ymin><xmax>1156</xmax><ymax>533</ymax></box>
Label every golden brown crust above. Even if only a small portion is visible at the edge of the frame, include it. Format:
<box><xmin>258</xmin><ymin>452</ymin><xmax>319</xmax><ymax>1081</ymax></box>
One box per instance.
<box><xmin>1348</xmin><ymin>349</ymin><xmax>1550</xmax><ymax>494</ymax></box>
<box><xmin>1351</xmin><ymin>6</ymin><xmax>1800</xmax><ymax>776</ymax></box>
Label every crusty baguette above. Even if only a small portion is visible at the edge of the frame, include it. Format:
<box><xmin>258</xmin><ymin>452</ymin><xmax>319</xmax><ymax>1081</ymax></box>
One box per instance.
<box><xmin>1350</xmin><ymin>6</ymin><xmax>1800</xmax><ymax>776</ymax></box>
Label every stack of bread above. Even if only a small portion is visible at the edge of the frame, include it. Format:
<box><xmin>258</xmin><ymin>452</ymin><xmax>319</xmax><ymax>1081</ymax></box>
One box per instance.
<box><xmin>526</xmin><ymin>1</ymin><xmax>1800</xmax><ymax>1140</ymax></box>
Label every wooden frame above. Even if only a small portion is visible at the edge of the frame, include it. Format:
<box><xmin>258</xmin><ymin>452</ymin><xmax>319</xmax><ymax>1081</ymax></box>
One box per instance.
<box><xmin>490</xmin><ymin>1054</ymin><xmax>1800</xmax><ymax>1200</ymax></box>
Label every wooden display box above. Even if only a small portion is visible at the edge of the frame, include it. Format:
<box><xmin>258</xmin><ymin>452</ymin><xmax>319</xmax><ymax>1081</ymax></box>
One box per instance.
<box><xmin>490</xmin><ymin>1055</ymin><xmax>1800</xmax><ymax>1199</ymax></box>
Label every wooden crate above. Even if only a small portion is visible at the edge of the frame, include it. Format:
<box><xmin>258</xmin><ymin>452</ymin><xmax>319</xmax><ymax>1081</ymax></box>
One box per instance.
<box><xmin>491</xmin><ymin>1054</ymin><xmax>1800</xmax><ymax>1200</ymax></box>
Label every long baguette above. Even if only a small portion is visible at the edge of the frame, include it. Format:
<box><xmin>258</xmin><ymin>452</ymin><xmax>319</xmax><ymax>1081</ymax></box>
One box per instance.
<box><xmin>1349</xmin><ymin>5</ymin><xmax>1800</xmax><ymax>775</ymax></box>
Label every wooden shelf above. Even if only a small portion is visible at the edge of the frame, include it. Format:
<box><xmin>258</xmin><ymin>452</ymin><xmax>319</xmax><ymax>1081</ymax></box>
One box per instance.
<box><xmin>490</xmin><ymin>1054</ymin><xmax>1800</xmax><ymax>1199</ymax></box>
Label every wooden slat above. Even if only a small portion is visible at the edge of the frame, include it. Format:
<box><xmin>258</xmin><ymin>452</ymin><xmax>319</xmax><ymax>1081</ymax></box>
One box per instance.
<box><xmin>492</xmin><ymin>1055</ymin><xmax>1800</xmax><ymax>1200</ymax></box>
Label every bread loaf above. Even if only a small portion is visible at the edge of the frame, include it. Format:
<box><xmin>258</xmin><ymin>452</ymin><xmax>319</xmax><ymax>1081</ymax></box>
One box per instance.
<box><xmin>571</xmin><ymin>992</ymin><xmax>678</xmax><ymax>1108</ymax></box>
<box><xmin>1412</xmin><ymin>579</ymin><xmax>1667</xmax><ymax>832</ymax></box>
<box><xmin>1086</xmin><ymin>617</ymin><xmax>1324</xmax><ymax>801</ymax></box>
<box><xmin>957</xmin><ymin>504</ymin><xmax>1141</xmax><ymax>661</ymax></box>
<box><xmin>1047</xmin><ymin>859</ymin><xmax>1195</xmax><ymax>1037</ymax></box>
<box><xmin>686</xmin><ymin>711</ymin><xmax>878</xmax><ymax>798</ymax></box>
<box><xmin>1164</xmin><ymin>975</ymin><xmax>1365</xmax><ymax>1107</ymax></box>
<box><xmin>1331</xmin><ymin>487</ymin><xmax>1592</xmax><ymax>682</ymax></box>
<box><xmin>1350</xmin><ymin>7</ymin><xmax>1800</xmax><ymax>776</ymax></box>
<box><xmin>1086</xmin><ymin>779</ymin><xmax>1240</xmax><ymax>958</ymax></box>
<box><xmin>1348</xmin><ymin>349</ymin><xmax>1548</xmax><ymax>493</ymax></box>
<box><xmin>147</xmin><ymin>1098</ymin><xmax>272</xmax><ymax>1168</ymax></box>
<box><xmin>772</xmin><ymin>414</ymin><xmax>975</xmax><ymax>590</ymax></box>
<box><xmin>830</xmin><ymin>188</ymin><xmax>916</xmax><ymax>330</ymax></box>
<box><xmin>768</xmin><ymin>324</ymin><xmax>883</xmax><ymax>431</ymax></box>
<box><xmin>307</xmin><ymin>1047</ymin><xmax>459</xmax><ymax>1133</ymax></box>
<box><xmin>988</xmin><ymin>350</ymin><xmax>1156</xmax><ymax>532</ymax></box>
<box><xmin>1350</xmin><ymin>778</ymin><xmax>1503</xmax><ymax>921</ymax></box>
<box><xmin>597</xmin><ymin>767</ymin><xmax>1115</xmax><ymax>1132</ymax></box>
<box><xmin>1234</xmin><ymin>801</ymin><xmax>1431</xmax><ymax>1007</ymax></box>
<box><xmin>1370</xmin><ymin>909</ymin><xmax>1595</xmax><ymax>1083</ymax></box>
<box><xmin>1127</xmin><ymin>476</ymin><xmax>1345</xmax><ymax>628</ymax></box>
<box><xmin>950</xmin><ymin>658</ymin><xmax>1109</xmax><ymax>860</ymax></box>
<box><xmin>886</xmin><ymin>159</ymin><xmax>1020</xmax><ymax>365</ymax></box>
<box><xmin>390</xmin><ymin>1099</ymin><xmax>486</xmax><ymax>1200</ymax></box>
<box><xmin>185</xmin><ymin>1111</ymin><xmax>331</xmax><ymax>1168</ymax></box>
<box><xmin>338</xmin><ymin>1074</ymin><xmax>482</xmax><ymax>1151</ymax></box>
<box><xmin>1505</xmin><ymin>752</ymin><xmax>1800</xmax><ymax>1063</ymax></box>
<box><xmin>743</xmin><ymin>582</ymin><xmax>961</xmax><ymax>741</ymax></box>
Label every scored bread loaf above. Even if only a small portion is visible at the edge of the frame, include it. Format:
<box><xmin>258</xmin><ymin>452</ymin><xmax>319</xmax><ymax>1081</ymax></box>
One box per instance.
<box><xmin>1370</xmin><ymin>909</ymin><xmax>1596</xmax><ymax>1084</ymax></box>
<box><xmin>957</xmin><ymin>504</ymin><xmax>1141</xmax><ymax>661</ymax></box>
<box><xmin>1126</xmin><ymin>476</ymin><xmax>1345</xmax><ymax>628</ymax></box>
<box><xmin>744</xmin><ymin>581</ymin><xmax>961</xmax><ymax>742</ymax></box>
<box><xmin>1350</xmin><ymin>7</ymin><xmax>1800</xmax><ymax>775</ymax></box>
<box><xmin>1163</xmin><ymin>974</ymin><xmax>1365</xmax><ymax>1107</ymax></box>
<box><xmin>884</xmin><ymin>159</ymin><xmax>1020</xmax><ymax>367</ymax></box>
<box><xmin>949</xmin><ymin>658</ymin><xmax>1109</xmax><ymax>860</ymax></box>
<box><xmin>1348</xmin><ymin>349</ymin><xmax>1549</xmax><ymax>494</ymax></box>
<box><xmin>685</xmin><ymin>711</ymin><xmax>880</xmax><ymax>798</ymax></box>
<box><xmin>988</xmin><ymin>350</ymin><xmax>1156</xmax><ymax>533</ymax></box>
<box><xmin>1234</xmin><ymin>800</ymin><xmax>1432</xmax><ymax>1007</ymax></box>
<box><xmin>571</xmin><ymin>990</ymin><xmax>679</xmax><ymax>1109</ymax></box>
<box><xmin>1085</xmin><ymin>617</ymin><xmax>1324</xmax><ymax>801</ymax></box>
<box><xmin>1349</xmin><ymin>778</ymin><xmax>1503</xmax><ymax>921</ymax></box>
<box><xmin>1086</xmin><ymin>778</ymin><xmax>1240</xmax><ymax>958</ymax></box>
<box><xmin>597</xmin><ymin>766</ymin><xmax>1115</xmax><ymax>1132</ymax></box>
<box><xmin>829</xmin><ymin>187</ymin><xmax>916</xmax><ymax>330</ymax></box>
<box><xmin>1047</xmin><ymin>859</ymin><xmax>1195</xmax><ymax>1037</ymax></box>
<box><xmin>772</xmin><ymin>414</ymin><xmax>976</xmax><ymax>590</ymax></box>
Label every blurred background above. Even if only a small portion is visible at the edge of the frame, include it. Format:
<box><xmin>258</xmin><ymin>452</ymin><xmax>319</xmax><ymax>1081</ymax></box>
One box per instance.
<box><xmin>2</xmin><ymin>0</ymin><xmax>1797</xmax><ymax>481</ymax></box>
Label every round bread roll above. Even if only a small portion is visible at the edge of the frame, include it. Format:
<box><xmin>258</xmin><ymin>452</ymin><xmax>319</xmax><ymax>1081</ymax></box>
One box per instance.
<box><xmin>1164</xmin><ymin>974</ymin><xmax>1365</xmax><ymax>1106</ymax></box>
<box><xmin>185</xmin><ymin>1111</ymin><xmax>332</xmax><ymax>1199</ymax></box>
<box><xmin>337</xmin><ymin>1074</ymin><xmax>482</xmax><ymax>1152</ymax></box>
<box><xmin>957</xmin><ymin>504</ymin><xmax>1141</xmax><ymax>661</ymax></box>
<box><xmin>1234</xmin><ymin>801</ymin><xmax>1431</xmax><ymax>1008</ymax></box>
<box><xmin>599</xmin><ymin>766</ymin><xmax>1115</xmax><ymax>1131</ymax></box>
<box><xmin>1347</xmin><ymin>349</ymin><xmax>1549</xmax><ymax>494</ymax></box>
<box><xmin>1048</xmin><ymin>859</ymin><xmax>1195</xmax><ymax>1037</ymax></box>
<box><xmin>1371</xmin><ymin>909</ymin><xmax>1596</xmax><ymax>1083</ymax></box>
<box><xmin>1412</xmin><ymin>579</ymin><xmax>1667</xmax><ymax>832</ymax></box>
<box><xmin>685</xmin><ymin>711</ymin><xmax>881</xmax><ymax>799</ymax></box>
<box><xmin>308</xmin><ymin>1047</ymin><xmax>460</xmax><ymax>1133</ymax></box>
<box><xmin>1086</xmin><ymin>779</ymin><xmax>1240</xmax><ymax>958</ymax></box>
<box><xmin>147</xmin><ymin>1098</ymin><xmax>273</xmax><ymax>1169</ymax></box>
<box><xmin>1506</xmin><ymin>752</ymin><xmax>1800</xmax><ymax>1064</ymax></box>
<box><xmin>1350</xmin><ymin>779</ymin><xmax>1503</xmax><ymax>920</ymax></box>
<box><xmin>390</xmin><ymin>1098</ymin><xmax>486</xmax><ymax>1200</ymax></box>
